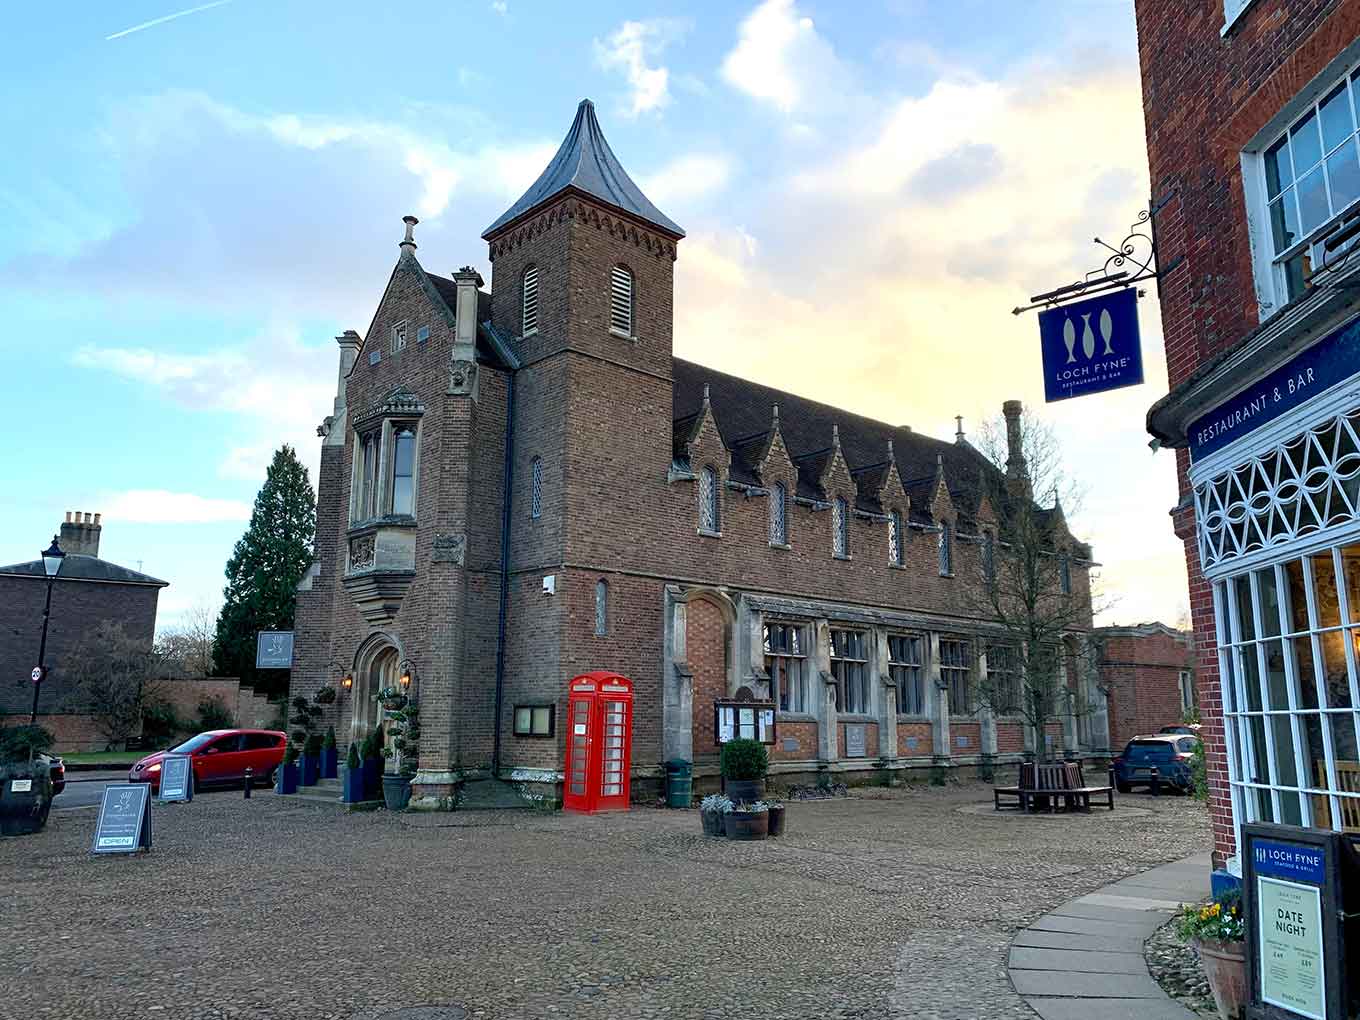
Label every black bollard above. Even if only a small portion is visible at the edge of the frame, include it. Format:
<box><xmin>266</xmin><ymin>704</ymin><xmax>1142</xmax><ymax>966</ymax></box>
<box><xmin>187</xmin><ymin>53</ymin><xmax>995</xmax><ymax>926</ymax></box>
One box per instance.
<box><xmin>244</xmin><ymin>767</ymin><xmax>253</xmax><ymax>799</ymax></box>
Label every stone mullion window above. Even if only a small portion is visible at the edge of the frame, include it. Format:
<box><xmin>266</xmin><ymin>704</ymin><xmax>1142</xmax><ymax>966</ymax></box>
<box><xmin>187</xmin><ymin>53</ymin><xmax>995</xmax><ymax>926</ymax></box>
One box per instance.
<box><xmin>831</xmin><ymin>628</ymin><xmax>870</xmax><ymax>714</ymax></box>
<box><xmin>763</xmin><ymin>621</ymin><xmax>807</xmax><ymax>714</ymax></box>
<box><xmin>985</xmin><ymin>643</ymin><xmax>1022</xmax><ymax>715</ymax></box>
<box><xmin>888</xmin><ymin>634</ymin><xmax>925</xmax><ymax>715</ymax></box>
<box><xmin>940</xmin><ymin>637</ymin><xmax>973</xmax><ymax>715</ymax></box>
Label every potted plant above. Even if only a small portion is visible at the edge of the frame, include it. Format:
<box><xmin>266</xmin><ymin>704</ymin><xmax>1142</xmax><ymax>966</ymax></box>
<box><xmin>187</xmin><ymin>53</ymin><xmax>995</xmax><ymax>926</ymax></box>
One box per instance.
<box><xmin>314</xmin><ymin>685</ymin><xmax>337</xmax><ymax>706</ymax></box>
<box><xmin>276</xmin><ymin>744</ymin><xmax>300</xmax><ymax>795</ymax></box>
<box><xmin>723</xmin><ymin>800</ymin><xmax>770</xmax><ymax>841</ymax></box>
<box><xmin>342</xmin><ymin>742</ymin><xmax>365</xmax><ymax>803</ymax></box>
<box><xmin>377</xmin><ymin>688</ymin><xmax>419</xmax><ymax>811</ymax></box>
<box><xmin>300</xmin><ymin>733</ymin><xmax>322</xmax><ymax>787</ymax></box>
<box><xmin>699</xmin><ymin>793</ymin><xmax>732</xmax><ymax>837</ymax></box>
<box><xmin>0</xmin><ymin>724</ymin><xmax>56</xmax><ymax>837</ymax></box>
<box><xmin>1175</xmin><ymin>891</ymin><xmax>1247</xmax><ymax>1020</ymax></box>
<box><xmin>361</xmin><ymin>724</ymin><xmax>384</xmax><ymax>801</ymax></box>
<box><xmin>766</xmin><ymin>799</ymin><xmax>786</xmax><ymax>837</ymax></box>
<box><xmin>720</xmin><ymin>738</ymin><xmax>768</xmax><ymax>804</ymax></box>
<box><xmin>320</xmin><ymin>726</ymin><xmax>338</xmax><ymax>779</ymax></box>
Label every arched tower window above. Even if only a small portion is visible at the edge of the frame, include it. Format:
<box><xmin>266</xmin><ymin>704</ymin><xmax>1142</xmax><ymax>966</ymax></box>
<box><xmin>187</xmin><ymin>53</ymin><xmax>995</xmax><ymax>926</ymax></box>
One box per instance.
<box><xmin>832</xmin><ymin>496</ymin><xmax>849</xmax><ymax>557</ymax></box>
<box><xmin>609</xmin><ymin>265</ymin><xmax>634</xmax><ymax>336</ymax></box>
<box><xmin>522</xmin><ymin>265</ymin><xmax>539</xmax><ymax>335</ymax></box>
<box><xmin>530</xmin><ymin>456</ymin><xmax>543</xmax><ymax>519</ymax></box>
<box><xmin>595</xmin><ymin>579</ymin><xmax>608</xmax><ymax>636</ymax></box>
<box><xmin>888</xmin><ymin>509</ymin><xmax>903</xmax><ymax>566</ymax></box>
<box><xmin>770</xmin><ymin>481</ymin><xmax>788</xmax><ymax>545</ymax></box>
<box><xmin>698</xmin><ymin>465</ymin><xmax>719</xmax><ymax>534</ymax></box>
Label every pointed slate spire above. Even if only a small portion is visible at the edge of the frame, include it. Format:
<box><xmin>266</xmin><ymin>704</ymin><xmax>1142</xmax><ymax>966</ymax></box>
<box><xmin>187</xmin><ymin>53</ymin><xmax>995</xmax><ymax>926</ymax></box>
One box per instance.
<box><xmin>482</xmin><ymin>99</ymin><xmax>685</xmax><ymax>240</ymax></box>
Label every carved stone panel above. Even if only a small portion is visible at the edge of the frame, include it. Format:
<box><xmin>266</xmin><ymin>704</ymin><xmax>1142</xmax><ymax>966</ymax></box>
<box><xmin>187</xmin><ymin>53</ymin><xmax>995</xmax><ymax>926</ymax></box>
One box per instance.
<box><xmin>432</xmin><ymin>533</ymin><xmax>466</xmax><ymax>565</ymax></box>
<box><xmin>349</xmin><ymin>534</ymin><xmax>375</xmax><ymax>570</ymax></box>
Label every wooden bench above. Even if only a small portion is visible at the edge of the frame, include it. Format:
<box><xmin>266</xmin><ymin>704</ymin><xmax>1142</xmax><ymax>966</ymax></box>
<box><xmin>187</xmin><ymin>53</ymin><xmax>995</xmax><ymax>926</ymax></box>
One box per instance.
<box><xmin>994</xmin><ymin>761</ymin><xmax>1114</xmax><ymax>813</ymax></box>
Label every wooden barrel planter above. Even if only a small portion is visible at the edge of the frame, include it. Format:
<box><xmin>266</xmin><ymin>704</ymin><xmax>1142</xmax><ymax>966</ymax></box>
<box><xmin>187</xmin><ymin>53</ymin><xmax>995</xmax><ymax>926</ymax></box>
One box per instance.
<box><xmin>724</xmin><ymin>808</ymin><xmax>769</xmax><ymax>841</ymax></box>
<box><xmin>725</xmin><ymin>778</ymin><xmax>763</xmax><ymax>804</ymax></box>
<box><xmin>767</xmin><ymin>804</ymin><xmax>786</xmax><ymax>837</ymax></box>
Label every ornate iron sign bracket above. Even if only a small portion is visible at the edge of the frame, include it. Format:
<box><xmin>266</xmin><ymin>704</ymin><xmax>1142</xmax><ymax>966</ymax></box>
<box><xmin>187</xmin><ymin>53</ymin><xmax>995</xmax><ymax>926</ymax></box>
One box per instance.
<box><xmin>1012</xmin><ymin>194</ymin><xmax>1184</xmax><ymax>315</ymax></box>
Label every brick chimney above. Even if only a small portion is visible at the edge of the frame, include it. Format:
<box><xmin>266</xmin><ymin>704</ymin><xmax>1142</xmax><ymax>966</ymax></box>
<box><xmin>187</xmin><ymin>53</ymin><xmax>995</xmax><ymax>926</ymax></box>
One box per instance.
<box><xmin>1002</xmin><ymin>400</ymin><xmax>1032</xmax><ymax>500</ymax></box>
<box><xmin>59</xmin><ymin>510</ymin><xmax>102</xmax><ymax>557</ymax></box>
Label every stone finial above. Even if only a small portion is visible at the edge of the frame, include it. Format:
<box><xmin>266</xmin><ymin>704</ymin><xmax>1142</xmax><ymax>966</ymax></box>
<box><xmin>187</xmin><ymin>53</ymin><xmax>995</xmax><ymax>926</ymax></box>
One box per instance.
<box><xmin>772</xmin><ymin>403</ymin><xmax>780</xmax><ymax>427</ymax></box>
<box><xmin>399</xmin><ymin>214</ymin><xmax>419</xmax><ymax>255</ymax></box>
<box><xmin>701</xmin><ymin>383</ymin><xmax>711</xmax><ymax>410</ymax></box>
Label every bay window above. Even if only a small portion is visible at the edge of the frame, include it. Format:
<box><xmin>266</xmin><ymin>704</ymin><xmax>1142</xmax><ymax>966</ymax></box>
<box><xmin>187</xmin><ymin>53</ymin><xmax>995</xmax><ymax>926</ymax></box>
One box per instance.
<box><xmin>351</xmin><ymin>419</ymin><xmax>420</xmax><ymax>523</ymax></box>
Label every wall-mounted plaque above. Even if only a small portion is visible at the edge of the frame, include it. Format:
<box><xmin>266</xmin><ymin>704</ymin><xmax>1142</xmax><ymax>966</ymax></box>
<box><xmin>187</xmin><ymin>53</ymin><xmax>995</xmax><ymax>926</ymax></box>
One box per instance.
<box><xmin>255</xmin><ymin>631</ymin><xmax>294</xmax><ymax>669</ymax></box>
<box><xmin>845</xmin><ymin>723</ymin><xmax>866</xmax><ymax>758</ymax></box>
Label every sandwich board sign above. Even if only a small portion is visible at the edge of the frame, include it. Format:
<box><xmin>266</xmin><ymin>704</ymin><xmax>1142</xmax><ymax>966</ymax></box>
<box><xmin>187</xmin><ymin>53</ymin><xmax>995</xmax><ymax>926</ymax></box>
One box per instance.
<box><xmin>92</xmin><ymin>784</ymin><xmax>152</xmax><ymax>854</ymax></box>
<box><xmin>158</xmin><ymin>754</ymin><xmax>193</xmax><ymax>803</ymax></box>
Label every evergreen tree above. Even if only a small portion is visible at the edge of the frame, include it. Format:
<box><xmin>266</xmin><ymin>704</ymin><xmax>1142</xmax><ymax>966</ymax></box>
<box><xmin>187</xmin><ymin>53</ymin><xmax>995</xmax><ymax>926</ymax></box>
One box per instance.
<box><xmin>212</xmin><ymin>445</ymin><xmax>315</xmax><ymax>694</ymax></box>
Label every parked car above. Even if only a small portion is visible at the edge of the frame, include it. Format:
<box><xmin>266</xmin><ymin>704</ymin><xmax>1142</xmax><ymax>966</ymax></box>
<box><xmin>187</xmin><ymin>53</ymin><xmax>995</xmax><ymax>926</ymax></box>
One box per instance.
<box><xmin>1159</xmin><ymin>723</ymin><xmax>1202</xmax><ymax>736</ymax></box>
<box><xmin>1113</xmin><ymin>735</ymin><xmax>1198</xmax><ymax>793</ymax></box>
<box><xmin>36</xmin><ymin>753</ymin><xmax>65</xmax><ymax>796</ymax></box>
<box><xmin>128</xmin><ymin>729</ymin><xmax>287</xmax><ymax>793</ymax></box>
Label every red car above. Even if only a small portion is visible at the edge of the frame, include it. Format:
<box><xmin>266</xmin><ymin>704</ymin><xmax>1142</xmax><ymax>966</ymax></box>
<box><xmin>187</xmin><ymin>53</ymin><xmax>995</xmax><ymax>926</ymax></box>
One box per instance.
<box><xmin>129</xmin><ymin>729</ymin><xmax>287</xmax><ymax>792</ymax></box>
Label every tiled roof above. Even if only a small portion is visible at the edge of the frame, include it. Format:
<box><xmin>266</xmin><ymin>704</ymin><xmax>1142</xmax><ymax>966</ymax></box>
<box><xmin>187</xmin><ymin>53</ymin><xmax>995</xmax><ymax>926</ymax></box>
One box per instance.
<box><xmin>482</xmin><ymin>99</ymin><xmax>684</xmax><ymax>240</ymax></box>
<box><xmin>671</xmin><ymin>358</ymin><xmax>1001</xmax><ymax>518</ymax></box>
<box><xmin>0</xmin><ymin>554</ymin><xmax>167</xmax><ymax>587</ymax></box>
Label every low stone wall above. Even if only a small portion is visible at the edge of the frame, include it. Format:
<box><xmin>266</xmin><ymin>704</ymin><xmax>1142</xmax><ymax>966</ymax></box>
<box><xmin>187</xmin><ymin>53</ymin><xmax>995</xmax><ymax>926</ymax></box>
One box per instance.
<box><xmin>0</xmin><ymin>712</ymin><xmax>109</xmax><ymax>752</ymax></box>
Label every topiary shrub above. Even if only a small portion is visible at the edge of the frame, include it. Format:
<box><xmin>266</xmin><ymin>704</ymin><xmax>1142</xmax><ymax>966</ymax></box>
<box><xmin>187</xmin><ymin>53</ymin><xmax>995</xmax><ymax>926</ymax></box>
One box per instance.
<box><xmin>720</xmin><ymin>738</ymin><xmax>768</xmax><ymax>781</ymax></box>
<box><xmin>304</xmin><ymin>733</ymin><xmax>323</xmax><ymax>757</ymax></box>
<box><xmin>346</xmin><ymin>742</ymin><xmax>360</xmax><ymax>770</ymax></box>
<box><xmin>323</xmin><ymin>725</ymin><xmax>336</xmax><ymax>750</ymax></box>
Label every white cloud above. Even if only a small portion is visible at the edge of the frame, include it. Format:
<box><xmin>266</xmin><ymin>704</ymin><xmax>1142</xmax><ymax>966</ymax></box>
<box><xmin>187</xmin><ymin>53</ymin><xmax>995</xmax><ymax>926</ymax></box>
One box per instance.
<box><xmin>720</xmin><ymin>0</ymin><xmax>838</xmax><ymax>115</ymax></box>
<box><xmin>640</xmin><ymin>154</ymin><xmax>733</xmax><ymax>205</ymax></box>
<box><xmin>491</xmin><ymin>0</ymin><xmax>507</xmax><ymax>13</ymax></box>
<box><xmin>594</xmin><ymin>20</ymin><xmax>687</xmax><ymax>117</ymax></box>
<box><xmin>94</xmin><ymin>490</ymin><xmax>251</xmax><ymax>524</ymax></box>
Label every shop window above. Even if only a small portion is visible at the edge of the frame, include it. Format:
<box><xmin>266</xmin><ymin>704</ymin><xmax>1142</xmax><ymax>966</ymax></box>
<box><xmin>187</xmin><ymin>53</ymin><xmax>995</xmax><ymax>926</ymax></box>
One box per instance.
<box><xmin>513</xmin><ymin>704</ymin><xmax>555</xmax><ymax>737</ymax></box>
<box><xmin>986</xmin><ymin>644</ymin><xmax>1022</xmax><ymax>715</ymax></box>
<box><xmin>698</xmin><ymin>465</ymin><xmax>720</xmax><ymax>534</ymax></box>
<box><xmin>888</xmin><ymin>634</ymin><xmax>925</xmax><ymax>715</ymax></box>
<box><xmin>831</xmin><ymin>628</ymin><xmax>869</xmax><ymax>714</ymax></box>
<box><xmin>832</xmin><ymin>496</ymin><xmax>849</xmax><ymax>558</ymax></box>
<box><xmin>763</xmin><ymin>622</ymin><xmax>807</xmax><ymax>713</ymax></box>
<box><xmin>770</xmin><ymin>481</ymin><xmax>788</xmax><ymax>546</ymax></box>
<box><xmin>940</xmin><ymin>637</ymin><xmax>972</xmax><ymax>715</ymax></box>
<box><xmin>888</xmin><ymin>510</ymin><xmax>903</xmax><ymax>566</ymax></box>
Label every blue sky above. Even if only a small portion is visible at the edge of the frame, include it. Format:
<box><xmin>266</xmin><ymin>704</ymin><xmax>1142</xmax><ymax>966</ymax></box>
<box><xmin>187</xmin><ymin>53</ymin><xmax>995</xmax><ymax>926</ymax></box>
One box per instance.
<box><xmin>0</xmin><ymin>0</ymin><xmax>1182</xmax><ymax>632</ymax></box>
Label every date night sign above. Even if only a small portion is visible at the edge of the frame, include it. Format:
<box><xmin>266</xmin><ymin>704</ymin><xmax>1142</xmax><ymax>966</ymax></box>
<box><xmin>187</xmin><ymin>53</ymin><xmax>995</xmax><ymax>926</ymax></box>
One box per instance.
<box><xmin>1037</xmin><ymin>288</ymin><xmax>1145</xmax><ymax>403</ymax></box>
<box><xmin>92</xmin><ymin>784</ymin><xmax>152</xmax><ymax>854</ymax></box>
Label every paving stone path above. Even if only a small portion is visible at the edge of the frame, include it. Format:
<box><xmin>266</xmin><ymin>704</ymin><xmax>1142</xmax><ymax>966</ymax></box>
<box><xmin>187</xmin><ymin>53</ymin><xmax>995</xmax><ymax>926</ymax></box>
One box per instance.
<box><xmin>2</xmin><ymin>782</ymin><xmax>1209</xmax><ymax>1019</ymax></box>
<box><xmin>1007</xmin><ymin>852</ymin><xmax>1213</xmax><ymax>1020</ymax></box>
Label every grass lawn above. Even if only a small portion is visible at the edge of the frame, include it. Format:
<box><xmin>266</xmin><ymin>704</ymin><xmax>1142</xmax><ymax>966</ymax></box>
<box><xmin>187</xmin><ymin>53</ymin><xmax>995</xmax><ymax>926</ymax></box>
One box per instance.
<box><xmin>58</xmin><ymin>750</ymin><xmax>142</xmax><ymax>766</ymax></box>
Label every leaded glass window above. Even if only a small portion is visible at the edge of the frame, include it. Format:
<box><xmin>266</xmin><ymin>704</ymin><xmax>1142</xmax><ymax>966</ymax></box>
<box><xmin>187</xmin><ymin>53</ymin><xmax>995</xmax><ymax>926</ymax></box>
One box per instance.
<box><xmin>941</xmin><ymin>637</ymin><xmax>972</xmax><ymax>714</ymax></box>
<box><xmin>699</xmin><ymin>466</ymin><xmax>719</xmax><ymax>533</ymax></box>
<box><xmin>594</xmin><ymin>579</ymin><xmax>608</xmax><ymax>636</ymax></box>
<box><xmin>888</xmin><ymin>509</ymin><xmax>903</xmax><ymax>566</ymax></box>
<box><xmin>986</xmin><ymin>644</ymin><xmax>1022</xmax><ymax>715</ymax></box>
<box><xmin>530</xmin><ymin>456</ymin><xmax>542</xmax><ymax>519</ymax></box>
<box><xmin>939</xmin><ymin>521</ymin><xmax>953</xmax><ymax>576</ymax></box>
<box><xmin>770</xmin><ymin>481</ymin><xmax>788</xmax><ymax>545</ymax></box>
<box><xmin>832</xmin><ymin>496</ymin><xmax>849</xmax><ymax>557</ymax></box>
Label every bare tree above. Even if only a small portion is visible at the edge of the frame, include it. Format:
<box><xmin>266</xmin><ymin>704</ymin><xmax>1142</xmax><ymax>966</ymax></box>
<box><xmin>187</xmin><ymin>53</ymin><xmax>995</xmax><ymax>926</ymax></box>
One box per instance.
<box><xmin>966</xmin><ymin>406</ymin><xmax>1110</xmax><ymax>762</ymax></box>
<box><xmin>63</xmin><ymin>621</ymin><xmax>166</xmax><ymax>750</ymax></box>
<box><xmin>155</xmin><ymin>602</ymin><xmax>218</xmax><ymax>678</ymax></box>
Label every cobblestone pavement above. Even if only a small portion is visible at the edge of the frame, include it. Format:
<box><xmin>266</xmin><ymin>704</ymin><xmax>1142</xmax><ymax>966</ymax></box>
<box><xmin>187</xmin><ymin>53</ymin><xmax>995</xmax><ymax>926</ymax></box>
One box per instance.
<box><xmin>1</xmin><ymin>782</ymin><xmax>1209</xmax><ymax>1020</ymax></box>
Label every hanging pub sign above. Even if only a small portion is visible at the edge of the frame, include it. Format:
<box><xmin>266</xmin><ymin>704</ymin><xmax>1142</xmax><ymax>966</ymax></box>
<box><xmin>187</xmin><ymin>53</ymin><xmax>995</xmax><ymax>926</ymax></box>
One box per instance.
<box><xmin>92</xmin><ymin>784</ymin><xmax>153</xmax><ymax>854</ymax></box>
<box><xmin>714</xmin><ymin>700</ymin><xmax>776</xmax><ymax>745</ymax></box>
<box><xmin>255</xmin><ymin>630</ymin><xmax>294</xmax><ymax>669</ymax></box>
<box><xmin>1241</xmin><ymin>823</ymin><xmax>1360</xmax><ymax>1020</ymax></box>
<box><xmin>158</xmin><ymin>754</ymin><xmax>192</xmax><ymax>803</ymax></box>
<box><xmin>1037</xmin><ymin>288</ymin><xmax>1144</xmax><ymax>402</ymax></box>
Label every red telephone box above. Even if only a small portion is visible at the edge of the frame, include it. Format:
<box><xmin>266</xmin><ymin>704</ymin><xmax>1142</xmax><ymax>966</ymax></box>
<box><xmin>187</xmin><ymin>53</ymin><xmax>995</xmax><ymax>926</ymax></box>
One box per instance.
<box><xmin>562</xmin><ymin>672</ymin><xmax>634</xmax><ymax>814</ymax></box>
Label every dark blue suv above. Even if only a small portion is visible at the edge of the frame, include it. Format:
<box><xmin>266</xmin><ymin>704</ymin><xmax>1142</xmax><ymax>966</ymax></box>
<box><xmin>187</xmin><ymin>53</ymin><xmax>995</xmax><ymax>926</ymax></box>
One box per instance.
<box><xmin>1113</xmin><ymin>735</ymin><xmax>1198</xmax><ymax>793</ymax></box>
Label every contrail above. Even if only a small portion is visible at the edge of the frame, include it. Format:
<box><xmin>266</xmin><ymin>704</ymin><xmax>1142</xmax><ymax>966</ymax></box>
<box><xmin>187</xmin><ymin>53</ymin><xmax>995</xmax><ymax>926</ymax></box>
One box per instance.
<box><xmin>105</xmin><ymin>0</ymin><xmax>232</xmax><ymax>40</ymax></box>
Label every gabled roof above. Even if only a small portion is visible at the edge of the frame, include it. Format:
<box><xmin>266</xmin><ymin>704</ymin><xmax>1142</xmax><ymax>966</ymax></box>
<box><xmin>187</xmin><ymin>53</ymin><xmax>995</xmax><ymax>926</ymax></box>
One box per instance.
<box><xmin>0</xmin><ymin>554</ymin><xmax>167</xmax><ymax>587</ymax></box>
<box><xmin>671</xmin><ymin>358</ymin><xmax>1000</xmax><ymax>517</ymax></box>
<box><xmin>482</xmin><ymin>99</ymin><xmax>685</xmax><ymax>241</ymax></box>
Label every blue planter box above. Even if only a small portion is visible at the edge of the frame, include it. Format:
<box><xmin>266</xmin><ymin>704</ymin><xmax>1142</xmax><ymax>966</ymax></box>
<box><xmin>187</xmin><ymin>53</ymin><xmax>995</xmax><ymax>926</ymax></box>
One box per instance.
<box><xmin>300</xmin><ymin>754</ymin><xmax>320</xmax><ymax>787</ymax></box>
<box><xmin>320</xmin><ymin>747</ymin><xmax>338</xmax><ymax>780</ymax></box>
<box><xmin>342</xmin><ymin>765</ymin><xmax>366</xmax><ymax>803</ymax></box>
<box><xmin>276</xmin><ymin>762</ymin><xmax>299</xmax><ymax>795</ymax></box>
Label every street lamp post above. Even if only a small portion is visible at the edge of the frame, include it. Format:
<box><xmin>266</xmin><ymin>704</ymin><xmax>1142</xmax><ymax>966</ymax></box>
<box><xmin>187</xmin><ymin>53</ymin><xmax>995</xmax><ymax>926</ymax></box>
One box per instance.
<box><xmin>30</xmin><ymin>536</ymin><xmax>66</xmax><ymax>726</ymax></box>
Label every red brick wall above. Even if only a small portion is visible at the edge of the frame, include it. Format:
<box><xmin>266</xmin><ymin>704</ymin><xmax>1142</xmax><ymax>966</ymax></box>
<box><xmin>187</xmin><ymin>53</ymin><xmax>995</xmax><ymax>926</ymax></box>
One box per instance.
<box><xmin>1099</xmin><ymin>628</ymin><xmax>1194</xmax><ymax>746</ymax></box>
<box><xmin>770</xmin><ymin>720</ymin><xmax>818</xmax><ymax>762</ymax></box>
<box><xmin>951</xmin><ymin>721</ymin><xmax>981</xmax><ymax>755</ymax></box>
<box><xmin>896</xmin><ymin>722</ymin><xmax>933</xmax><ymax>757</ymax></box>
<box><xmin>686</xmin><ymin>597</ymin><xmax>727</xmax><ymax>762</ymax></box>
<box><xmin>0</xmin><ymin>713</ymin><xmax>111</xmax><ymax>753</ymax></box>
<box><xmin>1134</xmin><ymin>0</ymin><xmax>1360</xmax><ymax>862</ymax></box>
<box><xmin>996</xmin><ymin>721</ymin><xmax>1026</xmax><ymax>754</ymax></box>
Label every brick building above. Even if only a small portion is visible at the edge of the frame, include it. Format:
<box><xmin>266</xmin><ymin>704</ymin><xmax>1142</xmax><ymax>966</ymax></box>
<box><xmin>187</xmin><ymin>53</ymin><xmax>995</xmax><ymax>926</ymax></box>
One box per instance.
<box><xmin>1096</xmin><ymin>622</ymin><xmax>1195</xmax><ymax>748</ymax></box>
<box><xmin>291</xmin><ymin>100</ymin><xmax>1105</xmax><ymax>808</ymax></box>
<box><xmin>1135</xmin><ymin>0</ymin><xmax>1360</xmax><ymax>865</ymax></box>
<box><xmin>0</xmin><ymin>511</ymin><xmax>167</xmax><ymax>748</ymax></box>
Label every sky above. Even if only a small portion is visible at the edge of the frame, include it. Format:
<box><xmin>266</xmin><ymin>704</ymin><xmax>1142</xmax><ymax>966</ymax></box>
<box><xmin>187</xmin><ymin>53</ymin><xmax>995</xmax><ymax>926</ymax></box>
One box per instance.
<box><xmin>0</xmin><ymin>0</ymin><xmax>1187</xmax><ymax>634</ymax></box>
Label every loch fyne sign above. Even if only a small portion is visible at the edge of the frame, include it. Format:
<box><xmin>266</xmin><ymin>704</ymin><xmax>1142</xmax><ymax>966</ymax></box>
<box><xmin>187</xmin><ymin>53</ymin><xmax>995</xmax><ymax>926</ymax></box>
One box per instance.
<box><xmin>1037</xmin><ymin>288</ymin><xmax>1144</xmax><ymax>402</ymax></box>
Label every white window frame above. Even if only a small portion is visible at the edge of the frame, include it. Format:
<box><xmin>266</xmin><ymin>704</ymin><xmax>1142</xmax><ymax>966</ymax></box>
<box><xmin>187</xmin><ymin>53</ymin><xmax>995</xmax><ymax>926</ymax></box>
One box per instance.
<box><xmin>1179</xmin><ymin>669</ymin><xmax>1196</xmax><ymax>714</ymax></box>
<box><xmin>1222</xmin><ymin>0</ymin><xmax>1258</xmax><ymax>35</ymax></box>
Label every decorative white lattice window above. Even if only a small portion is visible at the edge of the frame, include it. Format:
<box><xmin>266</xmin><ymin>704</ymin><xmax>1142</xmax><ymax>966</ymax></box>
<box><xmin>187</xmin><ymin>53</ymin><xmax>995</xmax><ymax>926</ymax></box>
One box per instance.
<box><xmin>594</xmin><ymin>579</ymin><xmax>608</xmax><ymax>636</ymax></box>
<box><xmin>530</xmin><ymin>456</ymin><xmax>543</xmax><ymax>519</ymax></box>
<box><xmin>698</xmin><ymin>466</ymin><xmax>719</xmax><ymax>534</ymax></box>
<box><xmin>1195</xmin><ymin>408</ymin><xmax>1360</xmax><ymax>572</ymax></box>
<box><xmin>609</xmin><ymin>265</ymin><xmax>633</xmax><ymax>336</ymax></box>
<box><xmin>888</xmin><ymin>509</ymin><xmax>903</xmax><ymax>566</ymax></box>
<box><xmin>522</xmin><ymin>265</ymin><xmax>539</xmax><ymax>336</ymax></box>
<box><xmin>832</xmin><ymin>496</ymin><xmax>849</xmax><ymax>558</ymax></box>
<box><xmin>770</xmin><ymin>481</ymin><xmax>788</xmax><ymax>545</ymax></box>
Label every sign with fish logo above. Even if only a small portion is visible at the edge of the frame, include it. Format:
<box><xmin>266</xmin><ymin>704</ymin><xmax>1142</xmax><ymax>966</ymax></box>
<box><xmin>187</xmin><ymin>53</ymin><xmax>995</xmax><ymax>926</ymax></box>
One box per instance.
<box><xmin>1037</xmin><ymin>288</ymin><xmax>1144</xmax><ymax>402</ymax></box>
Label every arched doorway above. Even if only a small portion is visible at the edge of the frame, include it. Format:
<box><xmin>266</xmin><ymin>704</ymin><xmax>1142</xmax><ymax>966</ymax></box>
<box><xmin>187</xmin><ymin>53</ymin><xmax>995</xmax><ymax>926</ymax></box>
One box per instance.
<box><xmin>352</xmin><ymin>639</ymin><xmax>400</xmax><ymax>745</ymax></box>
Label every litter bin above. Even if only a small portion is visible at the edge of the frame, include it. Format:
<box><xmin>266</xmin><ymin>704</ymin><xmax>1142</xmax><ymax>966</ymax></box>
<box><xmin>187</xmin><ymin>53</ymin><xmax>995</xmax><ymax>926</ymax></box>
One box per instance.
<box><xmin>664</xmin><ymin>759</ymin><xmax>693</xmax><ymax>809</ymax></box>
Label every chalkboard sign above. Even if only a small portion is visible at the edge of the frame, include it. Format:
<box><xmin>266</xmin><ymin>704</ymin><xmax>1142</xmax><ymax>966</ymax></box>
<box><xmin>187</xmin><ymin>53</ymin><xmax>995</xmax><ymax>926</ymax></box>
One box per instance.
<box><xmin>158</xmin><ymin>754</ymin><xmax>192</xmax><ymax>803</ymax></box>
<box><xmin>92</xmin><ymin>784</ymin><xmax>152</xmax><ymax>854</ymax></box>
<box><xmin>1242</xmin><ymin>823</ymin><xmax>1360</xmax><ymax>1020</ymax></box>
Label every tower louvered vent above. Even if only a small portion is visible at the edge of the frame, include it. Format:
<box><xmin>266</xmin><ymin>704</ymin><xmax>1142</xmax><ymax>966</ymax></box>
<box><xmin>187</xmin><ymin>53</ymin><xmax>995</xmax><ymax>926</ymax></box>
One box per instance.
<box><xmin>522</xmin><ymin>265</ymin><xmax>540</xmax><ymax>335</ymax></box>
<box><xmin>610</xmin><ymin>265</ymin><xmax>633</xmax><ymax>336</ymax></box>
